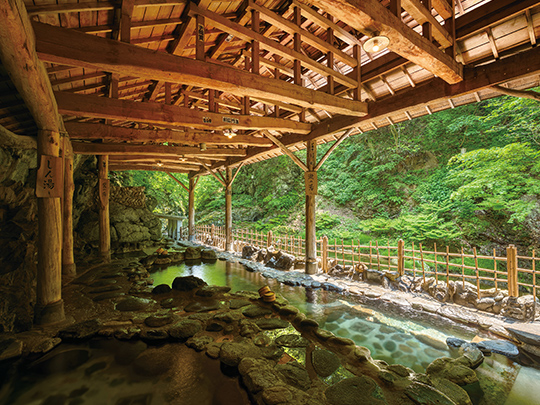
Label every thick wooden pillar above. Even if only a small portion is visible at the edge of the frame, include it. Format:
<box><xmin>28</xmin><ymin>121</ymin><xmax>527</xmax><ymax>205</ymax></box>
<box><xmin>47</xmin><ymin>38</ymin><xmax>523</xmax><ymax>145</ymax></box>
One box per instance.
<box><xmin>188</xmin><ymin>176</ymin><xmax>196</xmax><ymax>241</ymax></box>
<box><xmin>98</xmin><ymin>155</ymin><xmax>110</xmax><ymax>261</ymax></box>
<box><xmin>62</xmin><ymin>140</ymin><xmax>76</xmax><ymax>276</ymax></box>
<box><xmin>225</xmin><ymin>167</ymin><xmax>233</xmax><ymax>251</ymax></box>
<box><xmin>36</xmin><ymin>130</ymin><xmax>65</xmax><ymax>324</ymax></box>
<box><xmin>305</xmin><ymin>140</ymin><xmax>318</xmax><ymax>274</ymax></box>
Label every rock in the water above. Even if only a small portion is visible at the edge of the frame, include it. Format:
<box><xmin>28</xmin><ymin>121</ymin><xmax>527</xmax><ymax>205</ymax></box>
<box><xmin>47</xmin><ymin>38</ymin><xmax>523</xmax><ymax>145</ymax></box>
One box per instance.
<box><xmin>242</xmin><ymin>305</ymin><xmax>273</xmax><ymax>318</ymax></box>
<box><xmin>183</xmin><ymin>300</ymin><xmax>221</xmax><ymax>312</ymax></box>
<box><xmin>132</xmin><ymin>346</ymin><xmax>175</xmax><ymax>376</ymax></box>
<box><xmin>59</xmin><ymin>319</ymin><xmax>102</xmax><ymax>341</ymax></box>
<box><xmin>459</xmin><ymin>344</ymin><xmax>484</xmax><ymax>369</ymax></box>
<box><xmin>426</xmin><ymin>357</ymin><xmax>478</xmax><ymax>386</ymax></box>
<box><xmin>116</xmin><ymin>297</ymin><xmax>153</xmax><ymax>311</ymax></box>
<box><xmin>152</xmin><ymin>284</ymin><xmax>171</xmax><ymax>294</ymax></box>
<box><xmin>255</xmin><ymin>318</ymin><xmax>289</xmax><ymax>330</ymax></box>
<box><xmin>32</xmin><ymin>348</ymin><xmax>90</xmax><ymax>374</ymax></box>
<box><xmin>187</xmin><ymin>335</ymin><xmax>214</xmax><ymax>351</ymax></box>
<box><xmin>325</xmin><ymin>376</ymin><xmax>387</xmax><ymax>405</ymax></box>
<box><xmin>506</xmin><ymin>325</ymin><xmax>540</xmax><ymax>346</ymax></box>
<box><xmin>275</xmin><ymin>334</ymin><xmax>309</xmax><ymax>348</ymax></box>
<box><xmin>172</xmin><ymin>275</ymin><xmax>207</xmax><ymax>291</ymax></box>
<box><xmin>184</xmin><ymin>247</ymin><xmax>202</xmax><ymax>260</ymax></box>
<box><xmin>447</xmin><ymin>337</ymin><xmax>467</xmax><ymax>349</ymax></box>
<box><xmin>405</xmin><ymin>381</ymin><xmax>457</xmax><ymax>405</ymax></box>
<box><xmin>201</xmin><ymin>249</ymin><xmax>217</xmax><ymax>261</ymax></box>
<box><xmin>0</xmin><ymin>339</ymin><xmax>23</xmax><ymax>361</ymax></box>
<box><xmin>430</xmin><ymin>377</ymin><xmax>473</xmax><ymax>405</ymax></box>
<box><xmin>169</xmin><ymin>319</ymin><xmax>202</xmax><ymax>340</ymax></box>
<box><xmin>312</xmin><ymin>349</ymin><xmax>341</xmax><ymax>377</ymax></box>
<box><xmin>475</xmin><ymin>340</ymin><xmax>519</xmax><ymax>358</ymax></box>
<box><xmin>144</xmin><ymin>313</ymin><xmax>175</xmax><ymax>327</ymax></box>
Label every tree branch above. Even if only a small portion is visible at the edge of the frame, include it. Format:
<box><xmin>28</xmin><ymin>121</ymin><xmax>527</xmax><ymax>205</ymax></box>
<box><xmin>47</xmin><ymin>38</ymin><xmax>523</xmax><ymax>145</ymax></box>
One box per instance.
<box><xmin>491</xmin><ymin>85</ymin><xmax>540</xmax><ymax>101</ymax></box>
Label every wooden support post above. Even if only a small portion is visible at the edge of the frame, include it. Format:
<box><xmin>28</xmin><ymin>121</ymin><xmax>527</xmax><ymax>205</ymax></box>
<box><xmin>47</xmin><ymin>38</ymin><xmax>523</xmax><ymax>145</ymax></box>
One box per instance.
<box><xmin>36</xmin><ymin>129</ymin><xmax>65</xmax><ymax>324</ymax></box>
<box><xmin>397</xmin><ymin>239</ymin><xmax>404</xmax><ymax>276</ymax></box>
<box><xmin>322</xmin><ymin>235</ymin><xmax>328</xmax><ymax>273</ymax></box>
<box><xmin>327</xmin><ymin>25</ymin><xmax>335</xmax><ymax>95</ymax></box>
<box><xmin>267</xmin><ymin>230</ymin><xmax>273</xmax><ymax>248</ymax></box>
<box><xmin>196</xmin><ymin>14</ymin><xmax>206</xmax><ymax>61</ymax></box>
<box><xmin>225</xmin><ymin>167</ymin><xmax>233</xmax><ymax>251</ymax></box>
<box><xmin>352</xmin><ymin>45</ymin><xmax>361</xmax><ymax>100</ymax></box>
<box><xmin>251</xmin><ymin>9</ymin><xmax>260</xmax><ymax>74</ymax></box>
<box><xmin>507</xmin><ymin>244</ymin><xmax>519</xmax><ymax>297</ymax></box>
<box><xmin>293</xmin><ymin>7</ymin><xmax>302</xmax><ymax>86</ymax></box>
<box><xmin>98</xmin><ymin>155</ymin><xmax>110</xmax><ymax>261</ymax></box>
<box><xmin>188</xmin><ymin>176</ymin><xmax>196</xmax><ymax>241</ymax></box>
<box><xmin>305</xmin><ymin>139</ymin><xmax>317</xmax><ymax>274</ymax></box>
<box><xmin>62</xmin><ymin>140</ymin><xmax>76</xmax><ymax>276</ymax></box>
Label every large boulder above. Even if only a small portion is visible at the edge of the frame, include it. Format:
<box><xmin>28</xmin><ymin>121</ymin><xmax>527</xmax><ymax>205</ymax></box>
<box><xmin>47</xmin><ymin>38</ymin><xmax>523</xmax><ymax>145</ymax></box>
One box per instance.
<box><xmin>172</xmin><ymin>275</ymin><xmax>207</xmax><ymax>291</ymax></box>
<box><xmin>184</xmin><ymin>247</ymin><xmax>201</xmax><ymax>260</ymax></box>
<box><xmin>266</xmin><ymin>251</ymin><xmax>295</xmax><ymax>271</ymax></box>
<box><xmin>242</xmin><ymin>245</ymin><xmax>259</xmax><ymax>259</ymax></box>
<box><xmin>325</xmin><ymin>376</ymin><xmax>387</xmax><ymax>405</ymax></box>
<box><xmin>426</xmin><ymin>357</ymin><xmax>478</xmax><ymax>386</ymax></box>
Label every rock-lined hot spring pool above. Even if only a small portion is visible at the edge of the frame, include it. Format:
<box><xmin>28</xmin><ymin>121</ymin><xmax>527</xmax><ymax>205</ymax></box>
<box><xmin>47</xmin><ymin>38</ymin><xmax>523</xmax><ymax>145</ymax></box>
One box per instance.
<box><xmin>150</xmin><ymin>259</ymin><xmax>540</xmax><ymax>405</ymax></box>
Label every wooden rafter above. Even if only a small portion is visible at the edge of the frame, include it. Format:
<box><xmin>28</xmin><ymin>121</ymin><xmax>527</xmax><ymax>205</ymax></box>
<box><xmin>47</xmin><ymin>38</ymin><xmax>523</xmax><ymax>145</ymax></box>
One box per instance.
<box><xmin>34</xmin><ymin>22</ymin><xmax>367</xmax><ymax>117</ymax></box>
<box><xmin>72</xmin><ymin>142</ymin><xmax>247</xmax><ymax>157</ymax></box>
<box><xmin>297</xmin><ymin>0</ymin><xmax>463</xmax><ymax>84</ymax></box>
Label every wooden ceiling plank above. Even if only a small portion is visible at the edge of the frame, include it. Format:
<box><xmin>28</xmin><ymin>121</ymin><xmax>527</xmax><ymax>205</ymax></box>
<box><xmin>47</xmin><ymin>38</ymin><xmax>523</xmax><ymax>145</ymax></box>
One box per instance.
<box><xmin>64</xmin><ymin>121</ymin><xmax>274</xmax><ymax>146</ymax></box>
<box><xmin>401</xmin><ymin>0</ymin><xmax>453</xmax><ymax>47</ymax></box>
<box><xmin>298</xmin><ymin>0</ymin><xmax>463</xmax><ymax>84</ymax></box>
<box><xmin>525</xmin><ymin>9</ymin><xmax>537</xmax><ymax>46</ymax></box>
<box><xmin>35</xmin><ymin>22</ymin><xmax>367</xmax><ymax>117</ymax></box>
<box><xmin>431</xmin><ymin>0</ymin><xmax>452</xmax><ymax>20</ymax></box>
<box><xmin>56</xmin><ymin>91</ymin><xmax>312</xmax><ymax>133</ymax></box>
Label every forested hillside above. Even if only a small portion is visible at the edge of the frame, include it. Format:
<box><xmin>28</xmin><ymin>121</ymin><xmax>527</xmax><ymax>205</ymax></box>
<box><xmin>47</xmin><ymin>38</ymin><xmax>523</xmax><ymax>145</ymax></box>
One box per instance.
<box><xmin>115</xmin><ymin>91</ymin><xmax>540</xmax><ymax>253</ymax></box>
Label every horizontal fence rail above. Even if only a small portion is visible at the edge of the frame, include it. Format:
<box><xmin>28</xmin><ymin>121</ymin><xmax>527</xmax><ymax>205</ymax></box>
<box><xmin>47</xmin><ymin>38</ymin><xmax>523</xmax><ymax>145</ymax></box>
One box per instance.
<box><xmin>164</xmin><ymin>223</ymin><xmax>539</xmax><ymax>300</ymax></box>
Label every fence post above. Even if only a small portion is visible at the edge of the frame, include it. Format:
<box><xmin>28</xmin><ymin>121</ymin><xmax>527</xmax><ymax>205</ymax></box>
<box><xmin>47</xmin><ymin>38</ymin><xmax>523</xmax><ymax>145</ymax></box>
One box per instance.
<box><xmin>267</xmin><ymin>231</ymin><xmax>273</xmax><ymax>248</ymax></box>
<box><xmin>322</xmin><ymin>236</ymin><xmax>328</xmax><ymax>273</ymax></box>
<box><xmin>507</xmin><ymin>244</ymin><xmax>518</xmax><ymax>297</ymax></box>
<box><xmin>211</xmin><ymin>223</ymin><xmax>215</xmax><ymax>242</ymax></box>
<box><xmin>397</xmin><ymin>239</ymin><xmax>404</xmax><ymax>276</ymax></box>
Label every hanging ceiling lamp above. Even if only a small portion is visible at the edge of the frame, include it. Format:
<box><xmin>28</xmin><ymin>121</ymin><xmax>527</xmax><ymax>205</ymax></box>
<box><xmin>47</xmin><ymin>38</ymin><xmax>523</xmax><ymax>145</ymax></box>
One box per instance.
<box><xmin>224</xmin><ymin>128</ymin><xmax>237</xmax><ymax>139</ymax></box>
<box><xmin>363</xmin><ymin>34</ymin><xmax>390</xmax><ymax>53</ymax></box>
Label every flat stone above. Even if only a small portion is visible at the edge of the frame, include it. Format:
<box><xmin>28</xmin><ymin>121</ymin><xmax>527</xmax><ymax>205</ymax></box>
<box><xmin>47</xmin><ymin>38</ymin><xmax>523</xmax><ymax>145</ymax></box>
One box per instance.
<box><xmin>314</xmin><ymin>328</ymin><xmax>334</xmax><ymax>341</ymax></box>
<box><xmin>325</xmin><ymin>376</ymin><xmax>387</xmax><ymax>405</ymax></box>
<box><xmin>437</xmin><ymin>306</ymin><xmax>479</xmax><ymax>325</ymax></box>
<box><xmin>132</xmin><ymin>346</ymin><xmax>175</xmax><ymax>376</ymax></box>
<box><xmin>184</xmin><ymin>300</ymin><xmax>221</xmax><ymax>313</ymax></box>
<box><xmin>262</xmin><ymin>386</ymin><xmax>292</xmax><ymax>405</ymax></box>
<box><xmin>255</xmin><ymin>318</ymin><xmax>289</xmax><ymax>330</ymax></box>
<box><xmin>426</xmin><ymin>357</ymin><xmax>478</xmax><ymax>386</ymax></box>
<box><xmin>0</xmin><ymin>339</ymin><xmax>23</xmax><ymax>361</ymax></box>
<box><xmin>205</xmin><ymin>342</ymin><xmax>222</xmax><ymax>359</ymax></box>
<box><xmin>276</xmin><ymin>362</ymin><xmax>311</xmax><ymax>391</ymax></box>
<box><xmin>169</xmin><ymin>319</ymin><xmax>202</xmax><ymax>340</ymax></box>
<box><xmin>93</xmin><ymin>292</ymin><xmax>125</xmax><ymax>301</ymax></box>
<box><xmin>229</xmin><ymin>299</ymin><xmax>251</xmax><ymax>309</ymax></box>
<box><xmin>447</xmin><ymin>337</ymin><xmax>467</xmax><ymax>349</ymax></box>
<box><xmin>405</xmin><ymin>382</ymin><xmax>456</xmax><ymax>405</ymax></box>
<box><xmin>459</xmin><ymin>343</ymin><xmax>484</xmax><ymax>369</ymax></box>
<box><xmin>88</xmin><ymin>285</ymin><xmax>123</xmax><ymax>294</ymax></box>
<box><xmin>242</xmin><ymin>305</ymin><xmax>273</xmax><ymax>318</ymax></box>
<box><xmin>89</xmin><ymin>279</ymin><xmax>117</xmax><ymax>287</ymax></box>
<box><xmin>220</xmin><ymin>342</ymin><xmax>262</xmax><ymax>367</ymax></box>
<box><xmin>413</xmin><ymin>332</ymin><xmax>448</xmax><ymax>351</ymax></box>
<box><xmin>206</xmin><ymin>322</ymin><xmax>224</xmax><ymax>332</ymax></box>
<box><xmin>429</xmin><ymin>378</ymin><xmax>472</xmax><ymax>405</ymax></box>
<box><xmin>144</xmin><ymin>313</ymin><xmax>174</xmax><ymax>327</ymax></box>
<box><xmin>312</xmin><ymin>349</ymin><xmax>341</xmax><ymax>377</ymax></box>
<box><xmin>152</xmin><ymin>284</ymin><xmax>171</xmax><ymax>294</ymax></box>
<box><xmin>475</xmin><ymin>340</ymin><xmax>519</xmax><ymax>358</ymax></box>
<box><xmin>115</xmin><ymin>297</ymin><xmax>153</xmax><ymax>312</ymax></box>
<box><xmin>275</xmin><ymin>334</ymin><xmax>309</xmax><ymax>348</ymax></box>
<box><xmin>59</xmin><ymin>319</ymin><xmax>102</xmax><ymax>341</ymax></box>
<box><xmin>171</xmin><ymin>275</ymin><xmax>207</xmax><ymax>291</ymax></box>
<box><xmin>278</xmin><ymin>305</ymin><xmax>299</xmax><ymax>317</ymax></box>
<box><xmin>196</xmin><ymin>285</ymin><xmax>231</xmax><ymax>297</ymax></box>
<box><xmin>187</xmin><ymin>335</ymin><xmax>214</xmax><ymax>351</ymax></box>
<box><xmin>30</xmin><ymin>338</ymin><xmax>62</xmax><ymax>355</ymax></box>
<box><xmin>506</xmin><ymin>324</ymin><xmax>540</xmax><ymax>346</ymax></box>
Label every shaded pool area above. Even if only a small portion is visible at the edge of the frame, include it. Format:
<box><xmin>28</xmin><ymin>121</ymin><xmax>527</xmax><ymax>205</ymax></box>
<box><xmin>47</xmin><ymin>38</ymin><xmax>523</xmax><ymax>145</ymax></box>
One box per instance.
<box><xmin>150</xmin><ymin>259</ymin><xmax>540</xmax><ymax>405</ymax></box>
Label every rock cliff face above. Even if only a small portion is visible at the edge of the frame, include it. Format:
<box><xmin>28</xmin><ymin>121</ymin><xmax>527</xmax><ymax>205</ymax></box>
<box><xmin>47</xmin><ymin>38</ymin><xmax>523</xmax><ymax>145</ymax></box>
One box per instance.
<box><xmin>0</xmin><ymin>147</ymin><xmax>161</xmax><ymax>332</ymax></box>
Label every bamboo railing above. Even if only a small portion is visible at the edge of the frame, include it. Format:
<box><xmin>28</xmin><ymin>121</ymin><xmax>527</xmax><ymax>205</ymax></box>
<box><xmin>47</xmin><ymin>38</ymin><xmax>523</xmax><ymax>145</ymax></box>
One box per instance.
<box><xmin>178</xmin><ymin>225</ymin><xmax>539</xmax><ymax>299</ymax></box>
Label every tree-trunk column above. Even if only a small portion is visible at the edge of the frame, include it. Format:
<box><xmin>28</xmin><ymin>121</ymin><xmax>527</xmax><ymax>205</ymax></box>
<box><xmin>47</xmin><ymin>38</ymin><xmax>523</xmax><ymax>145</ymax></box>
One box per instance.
<box><xmin>305</xmin><ymin>140</ymin><xmax>318</xmax><ymax>274</ymax></box>
<box><xmin>188</xmin><ymin>176</ymin><xmax>196</xmax><ymax>241</ymax></box>
<box><xmin>62</xmin><ymin>140</ymin><xmax>76</xmax><ymax>276</ymax></box>
<box><xmin>36</xmin><ymin>129</ymin><xmax>65</xmax><ymax>324</ymax></box>
<box><xmin>225</xmin><ymin>167</ymin><xmax>233</xmax><ymax>252</ymax></box>
<box><xmin>98</xmin><ymin>155</ymin><xmax>110</xmax><ymax>261</ymax></box>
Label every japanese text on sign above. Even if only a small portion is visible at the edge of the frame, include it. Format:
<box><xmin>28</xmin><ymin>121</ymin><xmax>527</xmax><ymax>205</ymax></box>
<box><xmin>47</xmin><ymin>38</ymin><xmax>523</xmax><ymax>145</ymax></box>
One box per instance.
<box><xmin>36</xmin><ymin>155</ymin><xmax>63</xmax><ymax>198</ymax></box>
<box><xmin>304</xmin><ymin>171</ymin><xmax>317</xmax><ymax>196</ymax></box>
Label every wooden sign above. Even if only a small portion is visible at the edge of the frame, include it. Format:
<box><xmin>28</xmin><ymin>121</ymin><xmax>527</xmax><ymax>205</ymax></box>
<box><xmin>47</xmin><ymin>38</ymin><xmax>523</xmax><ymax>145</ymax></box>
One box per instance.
<box><xmin>36</xmin><ymin>155</ymin><xmax>63</xmax><ymax>198</ymax></box>
<box><xmin>197</xmin><ymin>24</ymin><xmax>205</xmax><ymax>42</ymax></box>
<box><xmin>99</xmin><ymin>178</ymin><xmax>110</xmax><ymax>208</ymax></box>
<box><xmin>305</xmin><ymin>171</ymin><xmax>318</xmax><ymax>196</ymax></box>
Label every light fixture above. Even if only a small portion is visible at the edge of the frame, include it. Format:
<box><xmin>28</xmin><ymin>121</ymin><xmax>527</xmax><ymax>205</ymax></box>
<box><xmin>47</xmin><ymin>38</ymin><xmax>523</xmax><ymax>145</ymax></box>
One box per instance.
<box><xmin>200</xmin><ymin>143</ymin><xmax>207</xmax><ymax>151</ymax></box>
<box><xmin>156</xmin><ymin>161</ymin><xmax>163</xmax><ymax>167</ymax></box>
<box><xmin>362</xmin><ymin>35</ymin><xmax>390</xmax><ymax>53</ymax></box>
<box><xmin>178</xmin><ymin>155</ymin><xmax>186</xmax><ymax>162</ymax></box>
<box><xmin>224</xmin><ymin>128</ymin><xmax>237</xmax><ymax>139</ymax></box>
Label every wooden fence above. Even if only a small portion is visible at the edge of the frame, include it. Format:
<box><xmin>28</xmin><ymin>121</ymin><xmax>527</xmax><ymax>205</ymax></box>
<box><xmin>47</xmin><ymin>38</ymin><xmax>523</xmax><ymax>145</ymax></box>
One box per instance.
<box><xmin>186</xmin><ymin>225</ymin><xmax>539</xmax><ymax>299</ymax></box>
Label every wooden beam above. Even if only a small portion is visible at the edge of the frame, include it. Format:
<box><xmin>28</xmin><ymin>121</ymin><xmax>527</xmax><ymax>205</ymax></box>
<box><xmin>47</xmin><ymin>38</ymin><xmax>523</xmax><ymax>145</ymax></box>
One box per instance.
<box><xmin>166</xmin><ymin>171</ymin><xmax>190</xmax><ymax>192</ymax></box>
<box><xmin>110</xmin><ymin>157</ymin><xmax>201</xmax><ymax>170</ymax></box>
<box><xmin>55</xmin><ymin>92</ymin><xmax>312</xmax><ymax>133</ymax></box>
<box><xmin>431</xmin><ymin>0</ymin><xmax>452</xmax><ymax>20</ymax></box>
<box><xmin>72</xmin><ymin>142</ymin><xmax>247</xmax><ymax>157</ymax></box>
<box><xmin>401</xmin><ymin>0</ymin><xmax>453</xmax><ymax>47</ymax></box>
<box><xmin>314</xmin><ymin>128</ymin><xmax>352</xmax><ymax>170</ymax></box>
<box><xmin>264</xmin><ymin>131</ymin><xmax>308</xmax><ymax>171</ymax></box>
<box><xmin>196</xmin><ymin>158</ymin><xmax>227</xmax><ymax>186</ymax></box>
<box><xmin>35</xmin><ymin>22</ymin><xmax>367</xmax><ymax>117</ymax></box>
<box><xmin>297</xmin><ymin>0</ymin><xmax>463</xmax><ymax>84</ymax></box>
<box><xmin>110</xmin><ymin>164</ymin><xmax>191</xmax><ymax>173</ymax></box>
<box><xmin>64</xmin><ymin>122</ymin><xmax>274</xmax><ymax>146</ymax></box>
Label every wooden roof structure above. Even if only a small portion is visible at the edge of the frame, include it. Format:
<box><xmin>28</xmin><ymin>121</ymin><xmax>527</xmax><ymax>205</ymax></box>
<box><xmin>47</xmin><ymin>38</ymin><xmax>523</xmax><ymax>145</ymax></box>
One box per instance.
<box><xmin>2</xmin><ymin>0</ymin><xmax>540</xmax><ymax>177</ymax></box>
